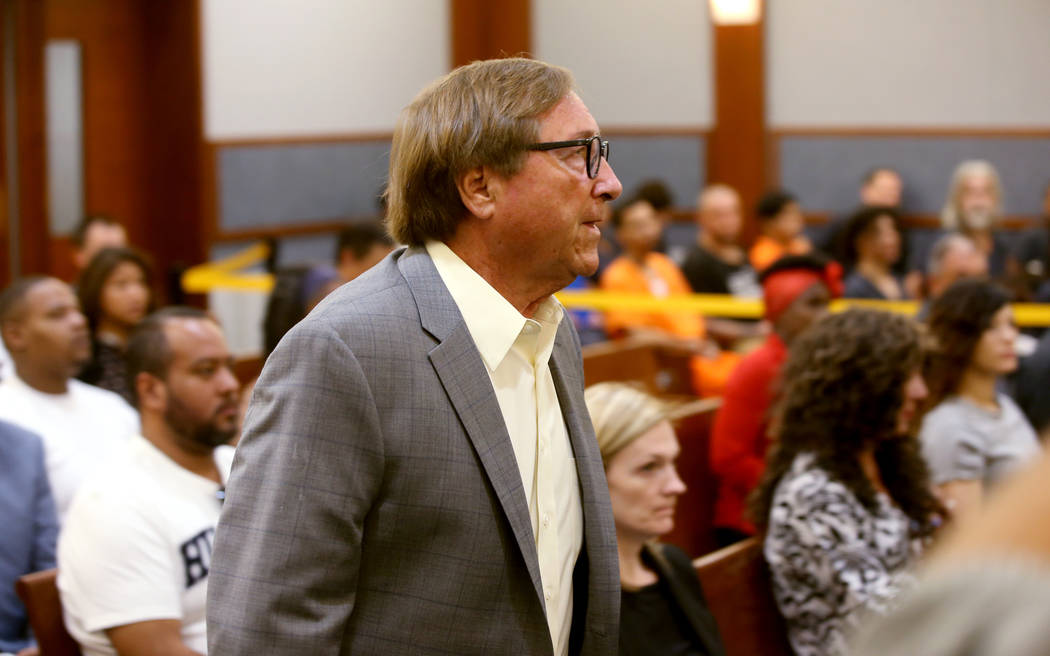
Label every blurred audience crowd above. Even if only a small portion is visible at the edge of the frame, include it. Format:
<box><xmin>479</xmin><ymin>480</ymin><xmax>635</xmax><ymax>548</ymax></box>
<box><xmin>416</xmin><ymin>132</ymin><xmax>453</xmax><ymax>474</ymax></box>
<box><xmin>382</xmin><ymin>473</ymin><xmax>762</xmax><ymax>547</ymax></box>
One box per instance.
<box><xmin>2</xmin><ymin>158</ymin><xmax>1050</xmax><ymax>656</ymax></box>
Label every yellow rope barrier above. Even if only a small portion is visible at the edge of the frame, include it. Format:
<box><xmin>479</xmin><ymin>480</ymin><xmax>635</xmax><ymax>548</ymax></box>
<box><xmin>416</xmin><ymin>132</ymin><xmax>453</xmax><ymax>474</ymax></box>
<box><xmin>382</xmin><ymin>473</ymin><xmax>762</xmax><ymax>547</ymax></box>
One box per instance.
<box><xmin>554</xmin><ymin>292</ymin><xmax>1050</xmax><ymax>327</ymax></box>
<box><xmin>181</xmin><ymin>242</ymin><xmax>274</xmax><ymax>293</ymax></box>
<box><xmin>182</xmin><ymin>243</ymin><xmax>1050</xmax><ymax>326</ymax></box>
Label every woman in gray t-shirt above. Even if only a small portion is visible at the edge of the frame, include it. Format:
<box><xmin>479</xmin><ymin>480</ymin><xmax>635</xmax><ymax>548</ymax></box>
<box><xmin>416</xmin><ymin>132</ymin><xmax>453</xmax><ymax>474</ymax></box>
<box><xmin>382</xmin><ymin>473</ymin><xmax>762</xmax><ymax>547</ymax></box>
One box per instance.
<box><xmin>920</xmin><ymin>280</ymin><xmax>1040</xmax><ymax>521</ymax></box>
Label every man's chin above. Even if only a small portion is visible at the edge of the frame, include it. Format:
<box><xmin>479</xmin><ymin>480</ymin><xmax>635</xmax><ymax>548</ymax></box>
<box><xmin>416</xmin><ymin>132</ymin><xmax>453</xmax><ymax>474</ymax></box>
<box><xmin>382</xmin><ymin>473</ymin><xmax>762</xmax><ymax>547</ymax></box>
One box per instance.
<box><xmin>574</xmin><ymin>248</ymin><xmax>600</xmax><ymax>279</ymax></box>
<box><xmin>577</xmin><ymin>260</ymin><xmax>599</xmax><ymax>278</ymax></box>
<box><xmin>195</xmin><ymin>428</ymin><xmax>237</xmax><ymax>449</ymax></box>
<box><xmin>71</xmin><ymin>357</ymin><xmax>92</xmax><ymax>377</ymax></box>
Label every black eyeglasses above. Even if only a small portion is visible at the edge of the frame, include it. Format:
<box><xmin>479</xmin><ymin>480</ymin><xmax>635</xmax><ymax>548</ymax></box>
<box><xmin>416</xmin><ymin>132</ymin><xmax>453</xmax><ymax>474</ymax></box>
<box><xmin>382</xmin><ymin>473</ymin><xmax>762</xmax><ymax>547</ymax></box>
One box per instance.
<box><xmin>527</xmin><ymin>135</ymin><xmax>610</xmax><ymax>179</ymax></box>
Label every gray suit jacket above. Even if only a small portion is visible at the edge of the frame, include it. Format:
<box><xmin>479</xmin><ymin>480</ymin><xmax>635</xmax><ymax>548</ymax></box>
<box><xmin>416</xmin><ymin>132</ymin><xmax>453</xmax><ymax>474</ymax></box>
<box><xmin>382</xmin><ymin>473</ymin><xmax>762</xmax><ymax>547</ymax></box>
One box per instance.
<box><xmin>207</xmin><ymin>247</ymin><xmax>619</xmax><ymax>655</ymax></box>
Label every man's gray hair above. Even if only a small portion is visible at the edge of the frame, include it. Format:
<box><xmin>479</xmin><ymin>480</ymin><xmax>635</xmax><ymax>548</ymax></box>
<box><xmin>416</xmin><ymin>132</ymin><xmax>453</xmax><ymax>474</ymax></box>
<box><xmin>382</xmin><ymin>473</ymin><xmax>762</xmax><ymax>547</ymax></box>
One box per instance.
<box><xmin>940</xmin><ymin>159</ymin><xmax>1002</xmax><ymax>230</ymax></box>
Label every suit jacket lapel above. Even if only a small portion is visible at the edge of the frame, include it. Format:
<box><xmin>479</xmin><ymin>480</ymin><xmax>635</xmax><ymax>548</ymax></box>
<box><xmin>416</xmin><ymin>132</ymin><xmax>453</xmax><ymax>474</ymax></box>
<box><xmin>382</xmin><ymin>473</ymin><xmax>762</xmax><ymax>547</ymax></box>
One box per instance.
<box><xmin>398</xmin><ymin>248</ymin><xmax>546</xmax><ymax>607</ymax></box>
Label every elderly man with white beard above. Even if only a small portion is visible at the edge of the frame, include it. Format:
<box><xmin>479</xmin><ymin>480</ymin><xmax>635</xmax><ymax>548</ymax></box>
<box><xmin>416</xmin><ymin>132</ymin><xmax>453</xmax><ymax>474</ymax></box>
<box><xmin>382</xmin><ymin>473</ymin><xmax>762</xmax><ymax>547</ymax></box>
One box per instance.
<box><xmin>939</xmin><ymin>159</ymin><xmax>1011</xmax><ymax>278</ymax></box>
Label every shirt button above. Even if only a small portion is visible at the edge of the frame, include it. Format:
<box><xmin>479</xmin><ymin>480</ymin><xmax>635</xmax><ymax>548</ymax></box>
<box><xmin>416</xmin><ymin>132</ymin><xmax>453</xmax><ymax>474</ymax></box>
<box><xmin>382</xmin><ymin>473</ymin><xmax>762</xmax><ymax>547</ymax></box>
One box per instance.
<box><xmin>544</xmin><ymin>589</ymin><xmax>552</xmax><ymax>601</ymax></box>
<box><xmin>542</xmin><ymin>513</ymin><xmax>551</xmax><ymax>528</ymax></box>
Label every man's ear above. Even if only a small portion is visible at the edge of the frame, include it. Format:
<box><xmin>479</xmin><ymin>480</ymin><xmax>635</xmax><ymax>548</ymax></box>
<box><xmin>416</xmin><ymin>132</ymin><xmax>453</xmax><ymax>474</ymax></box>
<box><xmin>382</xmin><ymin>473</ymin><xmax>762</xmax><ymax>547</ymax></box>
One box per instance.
<box><xmin>1</xmin><ymin>321</ymin><xmax>25</xmax><ymax>352</ymax></box>
<box><xmin>456</xmin><ymin>166</ymin><xmax>500</xmax><ymax>220</ymax></box>
<box><xmin>136</xmin><ymin>372</ymin><xmax>167</xmax><ymax>413</ymax></box>
<box><xmin>72</xmin><ymin>248</ymin><xmax>88</xmax><ymax>273</ymax></box>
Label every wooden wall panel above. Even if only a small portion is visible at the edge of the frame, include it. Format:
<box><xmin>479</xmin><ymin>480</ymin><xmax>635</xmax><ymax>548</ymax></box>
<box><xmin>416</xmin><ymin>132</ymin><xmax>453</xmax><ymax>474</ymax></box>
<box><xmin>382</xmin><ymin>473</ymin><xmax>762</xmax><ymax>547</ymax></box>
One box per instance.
<box><xmin>0</xmin><ymin>2</ymin><xmax>8</xmax><ymax>288</ymax></box>
<box><xmin>12</xmin><ymin>0</ymin><xmax>48</xmax><ymax>277</ymax></box>
<box><xmin>39</xmin><ymin>0</ymin><xmax>203</xmax><ymax>293</ymax></box>
<box><xmin>451</xmin><ymin>0</ymin><xmax>531</xmax><ymax>67</ymax></box>
<box><xmin>140</xmin><ymin>0</ymin><xmax>205</xmax><ymax>300</ymax></box>
<box><xmin>707</xmin><ymin>17</ymin><xmax>767</xmax><ymax>245</ymax></box>
<box><xmin>45</xmin><ymin>0</ymin><xmax>150</xmax><ymax>276</ymax></box>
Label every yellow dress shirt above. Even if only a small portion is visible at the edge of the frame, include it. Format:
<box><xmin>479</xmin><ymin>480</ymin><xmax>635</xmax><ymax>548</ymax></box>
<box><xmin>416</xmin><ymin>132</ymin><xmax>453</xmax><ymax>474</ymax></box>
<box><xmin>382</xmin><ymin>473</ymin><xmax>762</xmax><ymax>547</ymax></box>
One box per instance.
<box><xmin>426</xmin><ymin>241</ymin><xmax>583</xmax><ymax>656</ymax></box>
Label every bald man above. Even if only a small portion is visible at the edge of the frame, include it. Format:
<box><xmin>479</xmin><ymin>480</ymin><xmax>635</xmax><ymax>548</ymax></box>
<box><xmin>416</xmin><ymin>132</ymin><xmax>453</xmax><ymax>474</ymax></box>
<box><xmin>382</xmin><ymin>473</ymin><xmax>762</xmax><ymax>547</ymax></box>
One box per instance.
<box><xmin>681</xmin><ymin>184</ymin><xmax>761</xmax><ymax>297</ymax></box>
<box><xmin>925</xmin><ymin>233</ymin><xmax>988</xmax><ymax>300</ymax></box>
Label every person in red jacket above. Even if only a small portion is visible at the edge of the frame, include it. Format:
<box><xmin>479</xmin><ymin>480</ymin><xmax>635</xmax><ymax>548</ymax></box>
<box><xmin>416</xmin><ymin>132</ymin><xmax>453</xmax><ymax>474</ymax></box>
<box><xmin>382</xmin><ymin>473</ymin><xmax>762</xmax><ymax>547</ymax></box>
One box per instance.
<box><xmin>709</xmin><ymin>254</ymin><xmax>842</xmax><ymax>547</ymax></box>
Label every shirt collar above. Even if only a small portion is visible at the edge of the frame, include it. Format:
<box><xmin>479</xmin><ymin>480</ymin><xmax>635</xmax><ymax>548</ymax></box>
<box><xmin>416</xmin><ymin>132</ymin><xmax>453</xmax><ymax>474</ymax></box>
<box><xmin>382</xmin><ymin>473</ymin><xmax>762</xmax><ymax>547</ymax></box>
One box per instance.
<box><xmin>3</xmin><ymin>371</ymin><xmax>72</xmax><ymax>399</ymax></box>
<box><xmin>426</xmin><ymin>240</ymin><xmax>564</xmax><ymax>372</ymax></box>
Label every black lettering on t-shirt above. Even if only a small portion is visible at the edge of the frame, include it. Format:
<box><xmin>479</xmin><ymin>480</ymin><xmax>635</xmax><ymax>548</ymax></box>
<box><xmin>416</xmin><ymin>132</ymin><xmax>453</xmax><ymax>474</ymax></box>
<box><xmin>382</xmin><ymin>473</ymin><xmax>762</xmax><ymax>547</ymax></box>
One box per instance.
<box><xmin>180</xmin><ymin>527</ymin><xmax>215</xmax><ymax>588</ymax></box>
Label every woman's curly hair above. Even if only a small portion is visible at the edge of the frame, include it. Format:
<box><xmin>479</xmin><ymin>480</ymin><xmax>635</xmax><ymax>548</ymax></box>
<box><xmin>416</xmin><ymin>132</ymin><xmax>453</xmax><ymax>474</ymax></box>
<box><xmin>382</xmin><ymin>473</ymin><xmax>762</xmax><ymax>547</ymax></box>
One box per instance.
<box><xmin>749</xmin><ymin>309</ymin><xmax>943</xmax><ymax>536</ymax></box>
<box><xmin>923</xmin><ymin>279</ymin><xmax>1010</xmax><ymax>411</ymax></box>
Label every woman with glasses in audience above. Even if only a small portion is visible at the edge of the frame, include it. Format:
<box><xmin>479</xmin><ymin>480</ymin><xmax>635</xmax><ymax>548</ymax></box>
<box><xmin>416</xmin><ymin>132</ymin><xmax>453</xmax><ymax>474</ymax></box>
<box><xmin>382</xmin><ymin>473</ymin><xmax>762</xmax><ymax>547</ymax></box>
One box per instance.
<box><xmin>920</xmin><ymin>279</ymin><xmax>1040</xmax><ymax>521</ymax></box>
<box><xmin>585</xmin><ymin>382</ymin><xmax>726</xmax><ymax>656</ymax></box>
<box><xmin>751</xmin><ymin>309</ymin><xmax>942</xmax><ymax>656</ymax></box>
<box><xmin>76</xmin><ymin>247</ymin><xmax>154</xmax><ymax>404</ymax></box>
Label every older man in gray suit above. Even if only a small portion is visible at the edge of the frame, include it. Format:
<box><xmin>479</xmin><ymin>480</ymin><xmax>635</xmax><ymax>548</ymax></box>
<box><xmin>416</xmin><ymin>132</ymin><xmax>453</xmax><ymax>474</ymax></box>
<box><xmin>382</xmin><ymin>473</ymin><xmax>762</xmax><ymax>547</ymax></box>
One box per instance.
<box><xmin>207</xmin><ymin>58</ymin><xmax>623</xmax><ymax>655</ymax></box>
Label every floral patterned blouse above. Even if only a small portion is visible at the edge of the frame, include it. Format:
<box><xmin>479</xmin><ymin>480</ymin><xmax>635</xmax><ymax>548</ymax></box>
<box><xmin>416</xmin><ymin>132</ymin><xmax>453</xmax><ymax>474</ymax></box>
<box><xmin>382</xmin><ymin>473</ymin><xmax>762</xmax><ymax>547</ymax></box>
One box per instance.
<box><xmin>763</xmin><ymin>452</ymin><xmax>921</xmax><ymax>656</ymax></box>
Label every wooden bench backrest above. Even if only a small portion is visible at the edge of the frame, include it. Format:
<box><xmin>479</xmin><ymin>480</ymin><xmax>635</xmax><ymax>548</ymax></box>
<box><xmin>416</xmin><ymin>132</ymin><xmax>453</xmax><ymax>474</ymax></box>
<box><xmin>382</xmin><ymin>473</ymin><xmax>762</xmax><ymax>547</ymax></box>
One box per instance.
<box><xmin>15</xmin><ymin>569</ymin><xmax>81</xmax><ymax>656</ymax></box>
<box><xmin>693</xmin><ymin>538</ymin><xmax>793</xmax><ymax>656</ymax></box>
<box><xmin>582</xmin><ymin>337</ymin><xmax>695</xmax><ymax>395</ymax></box>
<box><xmin>663</xmin><ymin>399</ymin><xmax>720</xmax><ymax>557</ymax></box>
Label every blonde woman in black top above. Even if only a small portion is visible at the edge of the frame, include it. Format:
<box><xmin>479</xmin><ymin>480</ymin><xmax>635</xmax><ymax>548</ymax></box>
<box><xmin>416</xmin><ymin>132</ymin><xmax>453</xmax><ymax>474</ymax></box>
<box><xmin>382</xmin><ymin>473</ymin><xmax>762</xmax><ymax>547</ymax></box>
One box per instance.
<box><xmin>586</xmin><ymin>382</ymin><xmax>725</xmax><ymax>656</ymax></box>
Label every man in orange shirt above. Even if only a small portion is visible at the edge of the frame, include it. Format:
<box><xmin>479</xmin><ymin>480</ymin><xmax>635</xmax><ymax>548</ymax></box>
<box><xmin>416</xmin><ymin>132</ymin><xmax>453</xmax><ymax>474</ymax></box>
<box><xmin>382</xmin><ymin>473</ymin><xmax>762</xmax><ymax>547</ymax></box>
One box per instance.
<box><xmin>601</xmin><ymin>198</ymin><xmax>738</xmax><ymax>396</ymax></box>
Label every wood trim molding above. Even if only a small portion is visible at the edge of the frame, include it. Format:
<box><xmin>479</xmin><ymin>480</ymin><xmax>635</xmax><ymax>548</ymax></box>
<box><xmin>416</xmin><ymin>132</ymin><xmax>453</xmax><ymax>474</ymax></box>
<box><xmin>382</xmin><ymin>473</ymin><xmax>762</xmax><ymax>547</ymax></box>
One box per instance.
<box><xmin>803</xmin><ymin>211</ymin><xmax>1040</xmax><ymax>231</ymax></box>
<box><xmin>770</xmin><ymin>127</ymin><xmax>1050</xmax><ymax>138</ymax></box>
<box><xmin>601</xmin><ymin>126</ymin><xmax>711</xmax><ymax>137</ymax></box>
<box><xmin>0</xmin><ymin>2</ymin><xmax>8</xmax><ymax>288</ymax></box>
<box><xmin>12</xmin><ymin>0</ymin><xmax>48</xmax><ymax>276</ymax></box>
<box><xmin>212</xmin><ymin>218</ymin><xmax>374</xmax><ymax>244</ymax></box>
<box><xmin>666</xmin><ymin>210</ymin><xmax>1040</xmax><ymax>232</ymax></box>
<box><xmin>208</xmin><ymin>126</ymin><xmax>712</xmax><ymax>148</ymax></box>
<box><xmin>209</xmin><ymin>209</ymin><xmax>1043</xmax><ymax>247</ymax></box>
<box><xmin>207</xmin><ymin>132</ymin><xmax>395</xmax><ymax>148</ymax></box>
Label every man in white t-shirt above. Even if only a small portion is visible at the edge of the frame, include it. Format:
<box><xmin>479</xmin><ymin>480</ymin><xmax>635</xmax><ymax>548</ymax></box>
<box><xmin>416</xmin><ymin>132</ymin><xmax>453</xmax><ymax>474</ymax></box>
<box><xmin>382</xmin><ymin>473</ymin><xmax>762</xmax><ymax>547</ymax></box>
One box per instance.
<box><xmin>0</xmin><ymin>336</ymin><xmax>12</xmax><ymax>381</ymax></box>
<box><xmin>0</xmin><ymin>276</ymin><xmax>138</xmax><ymax>522</ymax></box>
<box><xmin>59</xmin><ymin>307</ymin><xmax>240</xmax><ymax>656</ymax></box>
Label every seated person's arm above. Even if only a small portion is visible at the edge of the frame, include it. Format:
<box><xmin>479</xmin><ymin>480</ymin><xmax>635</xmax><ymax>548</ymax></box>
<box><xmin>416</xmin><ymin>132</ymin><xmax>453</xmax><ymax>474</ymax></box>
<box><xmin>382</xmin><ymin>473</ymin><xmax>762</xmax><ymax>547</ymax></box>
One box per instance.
<box><xmin>58</xmin><ymin>484</ymin><xmax>205</xmax><ymax>656</ymax></box>
<box><xmin>106</xmin><ymin>621</ymin><xmax>202</xmax><ymax>656</ymax></box>
<box><xmin>920</xmin><ymin>415</ymin><xmax>987</xmax><ymax>523</ymax></box>
<box><xmin>935</xmin><ymin>479</ymin><xmax>983</xmax><ymax>522</ymax></box>
<box><xmin>704</xmin><ymin>317</ymin><xmax>767</xmax><ymax>348</ymax></box>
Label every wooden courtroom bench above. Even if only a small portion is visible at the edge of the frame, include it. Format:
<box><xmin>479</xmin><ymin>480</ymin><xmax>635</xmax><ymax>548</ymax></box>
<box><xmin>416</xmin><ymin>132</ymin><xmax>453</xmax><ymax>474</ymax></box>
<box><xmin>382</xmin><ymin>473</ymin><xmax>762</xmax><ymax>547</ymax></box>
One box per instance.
<box><xmin>694</xmin><ymin>538</ymin><xmax>792</xmax><ymax>656</ymax></box>
<box><xmin>582</xmin><ymin>337</ymin><xmax>721</xmax><ymax>557</ymax></box>
<box><xmin>662</xmin><ymin>398</ymin><xmax>721</xmax><ymax>558</ymax></box>
<box><xmin>15</xmin><ymin>569</ymin><xmax>81</xmax><ymax>656</ymax></box>
<box><xmin>581</xmin><ymin>336</ymin><xmax>696</xmax><ymax>395</ymax></box>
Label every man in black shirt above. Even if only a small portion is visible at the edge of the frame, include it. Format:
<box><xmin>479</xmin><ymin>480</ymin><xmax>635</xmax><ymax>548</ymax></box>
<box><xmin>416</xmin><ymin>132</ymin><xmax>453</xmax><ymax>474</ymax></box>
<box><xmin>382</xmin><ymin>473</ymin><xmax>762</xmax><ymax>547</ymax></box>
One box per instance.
<box><xmin>816</xmin><ymin>166</ymin><xmax>904</xmax><ymax>261</ymax></box>
<box><xmin>1009</xmin><ymin>180</ymin><xmax>1050</xmax><ymax>299</ymax></box>
<box><xmin>681</xmin><ymin>184</ymin><xmax>760</xmax><ymax>297</ymax></box>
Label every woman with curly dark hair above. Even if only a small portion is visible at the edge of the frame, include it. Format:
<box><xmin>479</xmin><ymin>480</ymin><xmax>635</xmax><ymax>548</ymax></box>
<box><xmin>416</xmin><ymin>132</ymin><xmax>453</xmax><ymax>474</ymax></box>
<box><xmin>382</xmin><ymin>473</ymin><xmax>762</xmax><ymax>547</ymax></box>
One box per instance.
<box><xmin>920</xmin><ymin>279</ymin><xmax>1039</xmax><ymax>521</ymax></box>
<box><xmin>76</xmin><ymin>246</ymin><xmax>154</xmax><ymax>404</ymax></box>
<box><xmin>750</xmin><ymin>309</ymin><xmax>942</xmax><ymax>656</ymax></box>
<box><xmin>839</xmin><ymin>205</ymin><xmax>907</xmax><ymax>300</ymax></box>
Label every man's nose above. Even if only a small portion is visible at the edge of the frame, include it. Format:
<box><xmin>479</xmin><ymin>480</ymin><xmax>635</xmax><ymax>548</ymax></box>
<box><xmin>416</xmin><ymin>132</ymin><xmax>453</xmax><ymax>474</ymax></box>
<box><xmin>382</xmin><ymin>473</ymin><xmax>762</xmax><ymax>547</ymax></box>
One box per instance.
<box><xmin>595</xmin><ymin>159</ymin><xmax>622</xmax><ymax>202</ymax></box>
